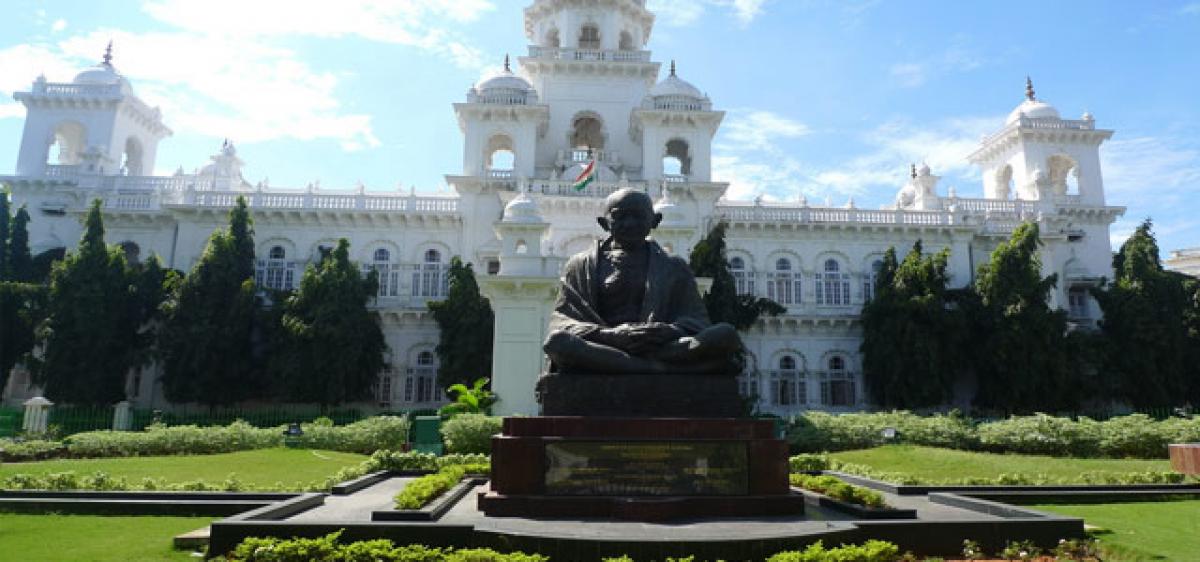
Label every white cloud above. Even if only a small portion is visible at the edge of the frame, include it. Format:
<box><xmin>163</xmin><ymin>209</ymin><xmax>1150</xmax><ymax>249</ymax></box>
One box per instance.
<box><xmin>648</xmin><ymin>0</ymin><xmax>770</xmax><ymax>27</ymax></box>
<box><xmin>1101</xmin><ymin>137</ymin><xmax>1200</xmax><ymax>203</ymax></box>
<box><xmin>51</xmin><ymin>19</ymin><xmax>67</xmax><ymax>32</ymax></box>
<box><xmin>717</xmin><ymin>109</ymin><xmax>810</xmax><ymax>152</ymax></box>
<box><xmin>141</xmin><ymin>0</ymin><xmax>495</xmax><ymax>69</ymax></box>
<box><xmin>0</xmin><ymin>104</ymin><xmax>25</xmax><ymax>119</ymax></box>
<box><xmin>0</xmin><ymin>43</ymin><xmax>80</xmax><ymax>97</ymax></box>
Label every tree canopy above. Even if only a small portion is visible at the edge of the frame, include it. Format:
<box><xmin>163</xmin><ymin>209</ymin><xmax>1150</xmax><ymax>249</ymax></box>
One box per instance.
<box><xmin>428</xmin><ymin>257</ymin><xmax>494</xmax><ymax>390</ymax></box>
<box><xmin>270</xmin><ymin>238</ymin><xmax>386</xmax><ymax>407</ymax></box>
<box><xmin>34</xmin><ymin>200</ymin><xmax>162</xmax><ymax>404</ymax></box>
<box><xmin>159</xmin><ymin>197</ymin><xmax>264</xmax><ymax>406</ymax></box>
<box><xmin>688</xmin><ymin>220</ymin><xmax>785</xmax><ymax>330</ymax></box>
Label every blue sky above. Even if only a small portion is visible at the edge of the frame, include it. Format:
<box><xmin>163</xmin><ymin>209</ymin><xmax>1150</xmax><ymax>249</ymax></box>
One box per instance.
<box><xmin>1</xmin><ymin>0</ymin><xmax>1197</xmax><ymax>253</ymax></box>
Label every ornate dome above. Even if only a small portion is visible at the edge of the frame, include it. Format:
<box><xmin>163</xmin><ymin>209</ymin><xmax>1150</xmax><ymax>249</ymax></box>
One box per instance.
<box><xmin>476</xmin><ymin>56</ymin><xmax>533</xmax><ymax>93</ymax></box>
<box><xmin>73</xmin><ymin>43</ymin><xmax>130</xmax><ymax>89</ymax></box>
<box><xmin>1006</xmin><ymin>77</ymin><xmax>1060</xmax><ymax>125</ymax></box>
<box><xmin>502</xmin><ymin>188</ymin><xmax>543</xmax><ymax>223</ymax></box>
<box><xmin>650</xmin><ymin>61</ymin><xmax>704</xmax><ymax>99</ymax></box>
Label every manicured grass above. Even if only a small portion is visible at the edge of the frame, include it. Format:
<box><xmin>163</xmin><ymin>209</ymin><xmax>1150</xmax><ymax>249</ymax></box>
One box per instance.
<box><xmin>0</xmin><ymin>448</ymin><xmax>367</xmax><ymax>489</ymax></box>
<box><xmin>1033</xmin><ymin>500</ymin><xmax>1200</xmax><ymax>561</ymax></box>
<box><xmin>828</xmin><ymin>445</ymin><xmax>1172</xmax><ymax>482</ymax></box>
<box><xmin>0</xmin><ymin>514</ymin><xmax>212</xmax><ymax>561</ymax></box>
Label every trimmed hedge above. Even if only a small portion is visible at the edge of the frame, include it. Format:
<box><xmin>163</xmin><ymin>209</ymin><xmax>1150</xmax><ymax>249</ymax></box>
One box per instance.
<box><xmin>790</xmin><ymin>473</ymin><xmax>887</xmax><ymax>508</ymax></box>
<box><xmin>392</xmin><ymin>464</ymin><xmax>491</xmax><ymax>510</ymax></box>
<box><xmin>0</xmin><ymin>438</ymin><xmax>65</xmax><ymax>462</ymax></box>
<box><xmin>439</xmin><ymin>414</ymin><xmax>502</xmax><ymax>455</ymax></box>
<box><xmin>786</xmin><ymin>412</ymin><xmax>1200</xmax><ymax>459</ymax></box>
<box><xmin>221</xmin><ymin>531</ymin><xmax>548</xmax><ymax>561</ymax></box>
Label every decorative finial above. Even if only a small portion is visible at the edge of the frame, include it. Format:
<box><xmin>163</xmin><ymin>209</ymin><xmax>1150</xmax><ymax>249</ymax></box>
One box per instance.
<box><xmin>910</xmin><ymin>163</ymin><xmax>917</xmax><ymax>179</ymax></box>
<box><xmin>669</xmin><ymin>60</ymin><xmax>676</xmax><ymax>77</ymax></box>
<box><xmin>503</xmin><ymin>54</ymin><xmax>510</xmax><ymax>72</ymax></box>
<box><xmin>1025</xmin><ymin>76</ymin><xmax>1035</xmax><ymax>101</ymax></box>
<box><xmin>103</xmin><ymin>41</ymin><xmax>113</xmax><ymax>66</ymax></box>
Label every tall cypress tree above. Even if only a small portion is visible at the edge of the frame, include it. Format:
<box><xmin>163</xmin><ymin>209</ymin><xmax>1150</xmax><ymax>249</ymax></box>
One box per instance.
<box><xmin>861</xmin><ymin>243</ymin><xmax>968</xmax><ymax>408</ymax></box>
<box><xmin>271</xmin><ymin>238</ymin><xmax>386</xmax><ymax>407</ymax></box>
<box><xmin>35</xmin><ymin>200</ymin><xmax>152</xmax><ymax>404</ymax></box>
<box><xmin>159</xmin><ymin>197</ymin><xmax>263</xmax><ymax>406</ymax></box>
<box><xmin>0</xmin><ymin>189</ymin><xmax>9</xmax><ymax>278</ymax></box>
<box><xmin>7</xmin><ymin>206</ymin><xmax>34</xmax><ymax>282</ymax></box>
<box><xmin>428</xmin><ymin>257</ymin><xmax>494</xmax><ymax>389</ymax></box>
<box><xmin>1093</xmin><ymin>219</ymin><xmax>1200</xmax><ymax>407</ymax></box>
<box><xmin>688</xmin><ymin>221</ymin><xmax>785</xmax><ymax>330</ymax></box>
<box><xmin>971</xmin><ymin>222</ymin><xmax>1076</xmax><ymax>412</ymax></box>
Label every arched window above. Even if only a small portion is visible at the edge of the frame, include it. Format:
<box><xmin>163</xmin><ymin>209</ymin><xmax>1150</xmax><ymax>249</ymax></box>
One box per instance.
<box><xmin>729</xmin><ymin>256</ymin><xmax>754</xmax><ymax>296</ymax></box>
<box><xmin>737</xmin><ymin>357</ymin><xmax>760</xmax><ymax>401</ymax></box>
<box><xmin>821</xmin><ymin>355</ymin><xmax>856</xmax><ymax>407</ymax></box>
<box><xmin>257</xmin><ymin>245</ymin><xmax>296</xmax><ymax>290</ymax></box>
<box><xmin>816</xmin><ymin>258</ymin><xmax>850</xmax><ymax>306</ymax></box>
<box><xmin>413</xmin><ymin>249</ymin><xmax>448</xmax><ymax>298</ymax></box>
<box><xmin>485</xmin><ymin>135</ymin><xmax>515</xmax><ymax>178</ymax></box>
<box><xmin>122</xmin><ymin>137</ymin><xmax>144</xmax><ymax>175</ymax></box>
<box><xmin>579</xmin><ymin>24</ymin><xmax>600</xmax><ymax>49</ymax></box>
<box><xmin>618</xmin><ymin>30</ymin><xmax>634</xmax><ymax>50</ymax></box>
<box><xmin>665</xmin><ymin>139</ymin><xmax>691</xmax><ymax>176</ymax></box>
<box><xmin>864</xmin><ymin>259</ymin><xmax>884</xmax><ymax>302</ymax></box>
<box><xmin>545</xmin><ymin>28</ymin><xmax>560</xmax><ymax>48</ymax></box>
<box><xmin>1047</xmin><ymin>154</ymin><xmax>1079</xmax><ymax>197</ymax></box>
<box><xmin>48</xmin><ymin>121</ymin><xmax>86</xmax><ymax>165</ymax></box>
<box><xmin>364</xmin><ymin>247</ymin><xmax>398</xmax><ymax>297</ymax></box>
<box><xmin>405</xmin><ymin>350</ymin><xmax>440</xmax><ymax>404</ymax></box>
<box><xmin>772</xmin><ymin>355</ymin><xmax>804</xmax><ymax>406</ymax></box>
<box><xmin>768</xmin><ymin>257</ymin><xmax>801</xmax><ymax>306</ymax></box>
<box><xmin>995</xmin><ymin>165</ymin><xmax>1013</xmax><ymax>200</ymax></box>
<box><xmin>571</xmin><ymin>115</ymin><xmax>605</xmax><ymax>151</ymax></box>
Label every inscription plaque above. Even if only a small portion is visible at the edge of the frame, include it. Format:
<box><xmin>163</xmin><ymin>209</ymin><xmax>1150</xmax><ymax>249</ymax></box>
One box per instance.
<box><xmin>544</xmin><ymin>441</ymin><xmax>748</xmax><ymax>496</ymax></box>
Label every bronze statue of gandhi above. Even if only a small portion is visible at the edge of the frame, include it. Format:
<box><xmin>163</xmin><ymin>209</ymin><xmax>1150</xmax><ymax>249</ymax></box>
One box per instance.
<box><xmin>543</xmin><ymin>188</ymin><xmax>742</xmax><ymax>375</ymax></box>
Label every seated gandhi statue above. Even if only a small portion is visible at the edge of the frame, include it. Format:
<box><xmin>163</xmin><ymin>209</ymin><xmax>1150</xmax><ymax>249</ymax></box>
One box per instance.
<box><xmin>543</xmin><ymin>188</ymin><xmax>742</xmax><ymax>375</ymax></box>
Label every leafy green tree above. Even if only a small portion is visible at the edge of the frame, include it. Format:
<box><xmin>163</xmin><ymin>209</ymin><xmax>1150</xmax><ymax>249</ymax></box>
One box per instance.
<box><xmin>0</xmin><ymin>282</ymin><xmax>46</xmax><ymax>391</ymax></box>
<box><xmin>159</xmin><ymin>197</ymin><xmax>264</xmax><ymax>406</ymax></box>
<box><xmin>1093</xmin><ymin>219</ymin><xmax>1200</xmax><ymax>407</ymax></box>
<box><xmin>688</xmin><ymin>220</ymin><xmax>785</xmax><ymax>330</ymax></box>
<box><xmin>438</xmin><ymin>377</ymin><xmax>497</xmax><ymax>418</ymax></box>
<box><xmin>34</xmin><ymin>200</ymin><xmax>160</xmax><ymax>404</ymax></box>
<box><xmin>7</xmin><ymin>206</ymin><xmax>35</xmax><ymax>282</ymax></box>
<box><xmin>271</xmin><ymin>238</ymin><xmax>386</xmax><ymax>407</ymax></box>
<box><xmin>971</xmin><ymin>222</ymin><xmax>1077</xmax><ymax>412</ymax></box>
<box><xmin>0</xmin><ymin>189</ymin><xmax>9</xmax><ymax>278</ymax></box>
<box><xmin>861</xmin><ymin>243</ymin><xmax>969</xmax><ymax>408</ymax></box>
<box><xmin>428</xmin><ymin>257</ymin><xmax>494</xmax><ymax>389</ymax></box>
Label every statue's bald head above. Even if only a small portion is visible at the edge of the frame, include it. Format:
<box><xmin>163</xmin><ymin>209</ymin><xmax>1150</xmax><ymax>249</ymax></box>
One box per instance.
<box><xmin>603</xmin><ymin>188</ymin><xmax>654</xmax><ymax>215</ymax></box>
<box><xmin>598</xmin><ymin>188</ymin><xmax>662</xmax><ymax>243</ymax></box>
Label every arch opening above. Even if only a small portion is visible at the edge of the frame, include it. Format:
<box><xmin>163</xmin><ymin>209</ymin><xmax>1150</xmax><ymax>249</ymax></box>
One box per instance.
<box><xmin>665</xmin><ymin>139</ymin><xmax>692</xmax><ymax>176</ymax></box>
<box><xmin>545</xmin><ymin>28</ymin><xmax>560</xmax><ymax>48</ymax></box>
<box><xmin>122</xmin><ymin>137</ymin><xmax>144</xmax><ymax>175</ymax></box>
<box><xmin>1047</xmin><ymin>154</ymin><xmax>1080</xmax><ymax>196</ymax></box>
<box><xmin>571</xmin><ymin>115</ymin><xmax>605</xmax><ymax>150</ymax></box>
<box><xmin>618</xmin><ymin>30</ymin><xmax>634</xmax><ymax>50</ymax></box>
<box><xmin>579</xmin><ymin>24</ymin><xmax>600</xmax><ymax>49</ymax></box>
<box><xmin>48</xmin><ymin>121</ymin><xmax>86</xmax><ymax>165</ymax></box>
<box><xmin>995</xmin><ymin>165</ymin><xmax>1014</xmax><ymax>200</ymax></box>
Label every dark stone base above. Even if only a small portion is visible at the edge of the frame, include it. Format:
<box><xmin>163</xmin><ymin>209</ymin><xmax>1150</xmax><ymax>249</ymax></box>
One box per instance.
<box><xmin>537</xmin><ymin>373</ymin><xmax>743</xmax><ymax>417</ymax></box>
<box><xmin>478</xmin><ymin>488</ymin><xmax>806</xmax><ymax>521</ymax></box>
<box><xmin>483</xmin><ymin>417</ymin><xmax>799</xmax><ymax>521</ymax></box>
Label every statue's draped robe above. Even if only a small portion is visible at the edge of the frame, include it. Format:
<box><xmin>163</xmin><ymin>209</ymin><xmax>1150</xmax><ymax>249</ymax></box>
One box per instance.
<box><xmin>549</xmin><ymin>238</ymin><xmax>710</xmax><ymax>347</ymax></box>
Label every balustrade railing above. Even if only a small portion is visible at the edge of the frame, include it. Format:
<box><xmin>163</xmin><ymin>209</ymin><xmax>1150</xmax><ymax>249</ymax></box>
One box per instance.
<box><xmin>528</xmin><ymin>46</ymin><xmax>651</xmax><ymax>62</ymax></box>
<box><xmin>32</xmin><ymin>82</ymin><xmax>122</xmax><ymax>97</ymax></box>
<box><xmin>650</xmin><ymin>95</ymin><xmax>711</xmax><ymax>111</ymax></box>
<box><xmin>468</xmin><ymin>87</ymin><xmax>535</xmax><ymax>105</ymax></box>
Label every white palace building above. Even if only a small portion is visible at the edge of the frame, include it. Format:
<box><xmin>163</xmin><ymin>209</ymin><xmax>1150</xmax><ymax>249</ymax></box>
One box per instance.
<box><xmin>2</xmin><ymin>0</ymin><xmax>1123</xmax><ymax>416</ymax></box>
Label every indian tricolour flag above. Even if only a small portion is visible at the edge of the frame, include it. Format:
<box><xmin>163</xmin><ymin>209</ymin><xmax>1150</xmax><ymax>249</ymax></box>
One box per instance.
<box><xmin>572</xmin><ymin>159</ymin><xmax>596</xmax><ymax>191</ymax></box>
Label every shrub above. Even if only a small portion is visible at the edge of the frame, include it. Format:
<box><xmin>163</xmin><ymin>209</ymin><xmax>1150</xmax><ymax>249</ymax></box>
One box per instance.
<box><xmin>786</xmin><ymin>411</ymin><xmax>977</xmax><ymax>453</ymax></box>
<box><xmin>977</xmin><ymin>414</ymin><xmax>1102</xmax><ymax>457</ymax></box>
<box><xmin>825</xmin><ymin>461</ymin><xmax>1188</xmax><ymax>486</ymax></box>
<box><xmin>65</xmin><ymin>420</ymin><xmax>280</xmax><ymax>458</ymax></box>
<box><xmin>369</xmin><ymin>450</ymin><xmax>490</xmax><ymax>472</ymax></box>
<box><xmin>790</xmin><ymin>474</ymin><xmax>887</xmax><ymax>508</ymax></box>
<box><xmin>0</xmin><ymin>438</ymin><xmax>66</xmax><ymax>461</ymax></box>
<box><xmin>790</xmin><ymin>453</ymin><xmax>831</xmax><ymax>472</ymax></box>
<box><xmin>394</xmin><ymin>465</ymin><xmax>469</xmax><ymax>510</ymax></box>
<box><xmin>224</xmin><ymin>531</ymin><xmax>548</xmax><ymax>561</ymax></box>
<box><xmin>766</xmin><ymin>540</ymin><xmax>900</xmax><ymax>562</ymax></box>
<box><xmin>439</xmin><ymin>414</ymin><xmax>502</xmax><ymax>455</ymax></box>
<box><xmin>294</xmin><ymin>415</ymin><xmax>409</xmax><ymax>454</ymax></box>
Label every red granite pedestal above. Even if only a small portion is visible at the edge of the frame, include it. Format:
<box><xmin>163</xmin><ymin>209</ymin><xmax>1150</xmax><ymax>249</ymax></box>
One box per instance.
<box><xmin>478</xmin><ymin>416</ymin><xmax>805</xmax><ymax>521</ymax></box>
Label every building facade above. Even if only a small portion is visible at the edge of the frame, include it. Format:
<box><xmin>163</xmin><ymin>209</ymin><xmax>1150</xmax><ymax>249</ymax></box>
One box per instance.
<box><xmin>2</xmin><ymin>0</ymin><xmax>1124</xmax><ymax>415</ymax></box>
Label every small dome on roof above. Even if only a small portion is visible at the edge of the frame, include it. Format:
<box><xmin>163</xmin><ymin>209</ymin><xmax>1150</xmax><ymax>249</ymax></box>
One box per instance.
<box><xmin>1006</xmin><ymin>77</ymin><xmax>1061</xmax><ymax>125</ymax></box>
<box><xmin>502</xmin><ymin>188</ymin><xmax>543</xmax><ymax>223</ymax></box>
<box><xmin>74</xmin><ymin>42</ymin><xmax>128</xmax><ymax>87</ymax></box>
<box><xmin>476</xmin><ymin>55</ymin><xmax>533</xmax><ymax>92</ymax></box>
<box><xmin>651</xmin><ymin>61</ymin><xmax>704</xmax><ymax>99</ymax></box>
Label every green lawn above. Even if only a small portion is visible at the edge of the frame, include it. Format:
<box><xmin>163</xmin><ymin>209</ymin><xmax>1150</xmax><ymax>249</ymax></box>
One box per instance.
<box><xmin>1033</xmin><ymin>501</ymin><xmax>1200</xmax><ymax>561</ymax></box>
<box><xmin>0</xmin><ymin>514</ymin><xmax>212</xmax><ymax>561</ymax></box>
<box><xmin>828</xmin><ymin>445</ymin><xmax>1172</xmax><ymax>482</ymax></box>
<box><xmin>0</xmin><ymin>448</ymin><xmax>367</xmax><ymax>489</ymax></box>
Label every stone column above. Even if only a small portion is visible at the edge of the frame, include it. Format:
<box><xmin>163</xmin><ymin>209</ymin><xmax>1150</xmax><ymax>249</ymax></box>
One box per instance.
<box><xmin>112</xmin><ymin>400</ymin><xmax>132</xmax><ymax>431</ymax></box>
<box><xmin>22</xmin><ymin>396</ymin><xmax>53</xmax><ymax>434</ymax></box>
<box><xmin>477</xmin><ymin>275</ymin><xmax>559</xmax><ymax>416</ymax></box>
